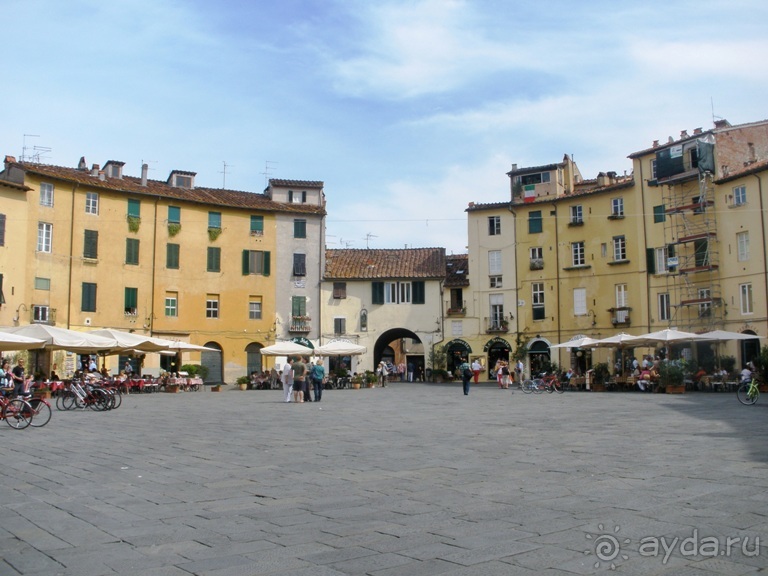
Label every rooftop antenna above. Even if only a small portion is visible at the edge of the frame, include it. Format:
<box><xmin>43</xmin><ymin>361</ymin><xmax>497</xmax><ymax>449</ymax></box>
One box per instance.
<box><xmin>21</xmin><ymin>134</ymin><xmax>39</xmax><ymax>162</ymax></box>
<box><xmin>21</xmin><ymin>134</ymin><xmax>50</xmax><ymax>163</ymax></box>
<box><xmin>364</xmin><ymin>233</ymin><xmax>378</xmax><ymax>248</ymax></box>
<box><xmin>261</xmin><ymin>161</ymin><xmax>278</xmax><ymax>188</ymax></box>
<box><xmin>710</xmin><ymin>97</ymin><xmax>722</xmax><ymax>123</ymax></box>
<box><xmin>220</xmin><ymin>160</ymin><xmax>233</xmax><ymax>189</ymax></box>
<box><xmin>340</xmin><ymin>238</ymin><xmax>354</xmax><ymax>248</ymax></box>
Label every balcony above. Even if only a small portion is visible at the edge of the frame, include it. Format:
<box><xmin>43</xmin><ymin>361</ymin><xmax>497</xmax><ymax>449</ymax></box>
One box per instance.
<box><xmin>289</xmin><ymin>316</ymin><xmax>311</xmax><ymax>333</ymax></box>
<box><xmin>609</xmin><ymin>307</ymin><xmax>631</xmax><ymax>326</ymax></box>
<box><xmin>529</xmin><ymin>258</ymin><xmax>544</xmax><ymax>270</ymax></box>
<box><xmin>486</xmin><ymin>319</ymin><xmax>509</xmax><ymax>333</ymax></box>
<box><xmin>446</xmin><ymin>306</ymin><xmax>466</xmax><ymax>316</ymax></box>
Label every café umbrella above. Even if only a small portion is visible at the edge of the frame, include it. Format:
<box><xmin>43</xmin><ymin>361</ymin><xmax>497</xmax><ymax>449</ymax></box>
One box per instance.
<box><xmin>0</xmin><ymin>331</ymin><xmax>46</xmax><ymax>352</ymax></box>
<box><xmin>2</xmin><ymin>324</ymin><xmax>118</xmax><ymax>353</ymax></box>
<box><xmin>260</xmin><ymin>341</ymin><xmax>313</xmax><ymax>357</ymax></box>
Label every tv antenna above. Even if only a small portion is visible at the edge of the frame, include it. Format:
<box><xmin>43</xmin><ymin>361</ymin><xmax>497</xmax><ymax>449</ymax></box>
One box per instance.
<box><xmin>339</xmin><ymin>237</ymin><xmax>354</xmax><ymax>248</ymax></box>
<box><xmin>21</xmin><ymin>134</ymin><xmax>51</xmax><ymax>163</ymax></box>
<box><xmin>261</xmin><ymin>160</ymin><xmax>278</xmax><ymax>188</ymax></box>
<box><xmin>220</xmin><ymin>160</ymin><xmax>233</xmax><ymax>189</ymax></box>
<box><xmin>365</xmin><ymin>233</ymin><xmax>378</xmax><ymax>248</ymax></box>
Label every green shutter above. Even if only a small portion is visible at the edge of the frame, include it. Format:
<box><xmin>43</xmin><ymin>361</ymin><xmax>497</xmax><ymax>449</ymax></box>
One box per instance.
<box><xmin>125</xmin><ymin>287</ymin><xmax>137</xmax><ymax>309</ymax></box>
<box><xmin>412</xmin><ymin>281</ymin><xmax>425</xmax><ymax>304</ymax></box>
<box><xmin>263</xmin><ymin>251</ymin><xmax>270</xmax><ymax>276</ymax></box>
<box><xmin>84</xmin><ymin>230</ymin><xmax>98</xmax><ymax>259</ymax></box>
<box><xmin>667</xmin><ymin>244</ymin><xmax>675</xmax><ymax>258</ymax></box>
<box><xmin>372</xmin><ymin>281</ymin><xmax>384</xmax><ymax>304</ymax></box>
<box><xmin>168</xmin><ymin>206</ymin><xmax>181</xmax><ymax>224</ymax></box>
<box><xmin>82</xmin><ymin>282</ymin><xmax>97</xmax><ymax>312</ymax></box>
<box><xmin>242</xmin><ymin>250</ymin><xmax>250</xmax><ymax>275</ymax></box>
<box><xmin>127</xmin><ymin>198</ymin><xmax>140</xmax><ymax>217</ymax></box>
<box><xmin>646</xmin><ymin>248</ymin><xmax>655</xmax><ymax>274</ymax></box>
<box><xmin>167</xmin><ymin>244</ymin><xmax>180</xmax><ymax>269</ymax></box>
<box><xmin>126</xmin><ymin>238</ymin><xmax>139</xmax><ymax>265</ymax></box>
<box><xmin>250</xmin><ymin>215</ymin><xmax>263</xmax><ymax>233</ymax></box>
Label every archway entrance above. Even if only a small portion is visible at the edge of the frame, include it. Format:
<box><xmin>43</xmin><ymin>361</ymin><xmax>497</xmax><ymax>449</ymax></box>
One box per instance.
<box><xmin>246</xmin><ymin>343</ymin><xmax>264</xmax><ymax>376</ymax></box>
<box><xmin>528</xmin><ymin>339</ymin><xmax>551</xmax><ymax>376</ymax></box>
<box><xmin>484</xmin><ymin>337</ymin><xmax>511</xmax><ymax>379</ymax></box>
<box><xmin>444</xmin><ymin>339</ymin><xmax>472</xmax><ymax>375</ymax></box>
<box><xmin>201</xmin><ymin>342</ymin><xmax>223</xmax><ymax>384</ymax></box>
<box><xmin>375</xmin><ymin>328</ymin><xmax>423</xmax><ymax>382</ymax></box>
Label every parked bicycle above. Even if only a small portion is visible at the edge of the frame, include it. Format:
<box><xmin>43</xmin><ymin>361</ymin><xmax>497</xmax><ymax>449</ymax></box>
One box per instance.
<box><xmin>0</xmin><ymin>395</ymin><xmax>34</xmax><ymax>429</ymax></box>
<box><xmin>521</xmin><ymin>372</ymin><xmax>564</xmax><ymax>394</ymax></box>
<box><xmin>737</xmin><ymin>378</ymin><xmax>760</xmax><ymax>405</ymax></box>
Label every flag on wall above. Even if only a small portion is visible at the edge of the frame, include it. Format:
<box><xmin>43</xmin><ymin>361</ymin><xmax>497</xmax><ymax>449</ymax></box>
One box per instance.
<box><xmin>523</xmin><ymin>184</ymin><xmax>536</xmax><ymax>203</ymax></box>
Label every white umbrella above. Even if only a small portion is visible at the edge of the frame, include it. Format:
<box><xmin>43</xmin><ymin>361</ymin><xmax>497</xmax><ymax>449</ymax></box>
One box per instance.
<box><xmin>260</xmin><ymin>341</ymin><xmax>313</xmax><ymax>356</ymax></box>
<box><xmin>634</xmin><ymin>328</ymin><xmax>709</xmax><ymax>344</ymax></box>
<box><xmin>164</xmin><ymin>341</ymin><xmax>219</xmax><ymax>352</ymax></box>
<box><xmin>2</xmin><ymin>324</ymin><xmax>118</xmax><ymax>353</ymax></box>
<box><xmin>550</xmin><ymin>336</ymin><xmax>601</xmax><ymax>349</ymax></box>
<box><xmin>591</xmin><ymin>333</ymin><xmax>647</xmax><ymax>347</ymax></box>
<box><xmin>697</xmin><ymin>330</ymin><xmax>765</xmax><ymax>342</ymax></box>
<box><xmin>314</xmin><ymin>340</ymin><xmax>367</xmax><ymax>356</ymax></box>
<box><xmin>0</xmin><ymin>330</ymin><xmax>46</xmax><ymax>351</ymax></box>
<box><xmin>89</xmin><ymin>328</ymin><xmax>174</xmax><ymax>352</ymax></box>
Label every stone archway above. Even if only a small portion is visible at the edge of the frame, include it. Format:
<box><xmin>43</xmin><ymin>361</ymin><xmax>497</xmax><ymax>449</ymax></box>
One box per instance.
<box><xmin>444</xmin><ymin>339</ymin><xmax>472</xmax><ymax>374</ymax></box>
<box><xmin>374</xmin><ymin>328</ymin><xmax>423</xmax><ymax>382</ymax></box>
<box><xmin>246</xmin><ymin>342</ymin><xmax>264</xmax><ymax>377</ymax></box>
<box><xmin>201</xmin><ymin>342</ymin><xmax>223</xmax><ymax>384</ymax></box>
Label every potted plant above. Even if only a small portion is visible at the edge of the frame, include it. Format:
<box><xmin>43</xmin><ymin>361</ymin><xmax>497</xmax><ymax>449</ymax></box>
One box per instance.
<box><xmin>236</xmin><ymin>375</ymin><xmax>249</xmax><ymax>391</ymax></box>
<box><xmin>365</xmin><ymin>371</ymin><xmax>377</xmax><ymax>388</ymax></box>
<box><xmin>591</xmin><ymin>362</ymin><xmax>610</xmax><ymax>391</ymax></box>
<box><xmin>351</xmin><ymin>374</ymin><xmax>363</xmax><ymax>389</ymax></box>
<box><xmin>658</xmin><ymin>360</ymin><xmax>686</xmax><ymax>393</ymax></box>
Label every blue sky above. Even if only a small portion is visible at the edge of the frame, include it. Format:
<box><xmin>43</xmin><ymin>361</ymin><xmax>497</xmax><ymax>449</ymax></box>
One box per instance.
<box><xmin>4</xmin><ymin>0</ymin><xmax>767</xmax><ymax>254</ymax></box>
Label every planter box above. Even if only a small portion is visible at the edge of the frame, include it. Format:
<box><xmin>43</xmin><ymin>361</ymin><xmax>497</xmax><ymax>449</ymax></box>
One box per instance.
<box><xmin>166</xmin><ymin>384</ymin><xmax>181</xmax><ymax>393</ymax></box>
<box><xmin>211</xmin><ymin>385</ymin><xmax>222</xmax><ymax>392</ymax></box>
<box><xmin>591</xmin><ymin>383</ymin><xmax>606</xmax><ymax>392</ymax></box>
<box><xmin>665</xmin><ymin>384</ymin><xmax>686</xmax><ymax>394</ymax></box>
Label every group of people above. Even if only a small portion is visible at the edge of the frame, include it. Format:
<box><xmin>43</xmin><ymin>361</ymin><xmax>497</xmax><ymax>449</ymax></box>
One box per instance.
<box><xmin>0</xmin><ymin>358</ymin><xmax>32</xmax><ymax>397</ymax></box>
<box><xmin>280</xmin><ymin>356</ymin><xmax>326</xmax><ymax>403</ymax></box>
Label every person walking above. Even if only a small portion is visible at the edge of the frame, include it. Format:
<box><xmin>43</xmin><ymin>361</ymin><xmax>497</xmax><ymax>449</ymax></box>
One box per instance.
<box><xmin>407</xmin><ymin>361</ymin><xmax>414</xmax><ymax>382</ymax></box>
<box><xmin>471</xmin><ymin>358</ymin><xmax>482</xmax><ymax>384</ymax></box>
<box><xmin>281</xmin><ymin>360</ymin><xmax>293</xmax><ymax>403</ymax></box>
<box><xmin>377</xmin><ymin>362</ymin><xmax>388</xmax><ymax>387</ymax></box>
<box><xmin>311</xmin><ymin>359</ymin><xmax>325</xmax><ymax>402</ymax></box>
<box><xmin>460</xmin><ymin>358</ymin><xmax>472</xmax><ymax>396</ymax></box>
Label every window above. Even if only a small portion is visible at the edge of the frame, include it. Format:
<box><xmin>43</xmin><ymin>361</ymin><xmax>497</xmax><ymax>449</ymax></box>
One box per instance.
<box><xmin>655</xmin><ymin>247</ymin><xmax>668</xmax><ymax>273</ymax></box>
<box><xmin>451</xmin><ymin>320</ymin><xmax>463</xmax><ymax>336</ymax></box>
<box><xmin>291</xmin><ymin>296</ymin><xmax>307</xmax><ymax>317</ymax></box>
<box><xmin>168</xmin><ymin>206</ymin><xmax>181</xmax><ymax>224</ymax></box>
<box><xmin>83</xmin><ymin>230</ymin><xmax>98</xmax><ymax>259</ymax></box>
<box><xmin>373</xmin><ymin>281</ymin><xmax>423</xmax><ymax>304</ymax></box>
<box><xmin>333</xmin><ymin>282</ymin><xmax>347</xmax><ymax>299</ymax></box>
<box><xmin>288</xmin><ymin>190</ymin><xmax>306</xmax><ymax>203</ymax></box>
<box><xmin>124</xmin><ymin>287</ymin><xmax>138</xmax><ymax>315</ymax></box>
<box><xmin>613</xmin><ymin>236</ymin><xmax>626</xmax><ymax>261</ymax></box>
<box><xmin>385</xmin><ymin>282</ymin><xmax>412</xmax><ymax>304</ymax></box>
<box><xmin>571</xmin><ymin>241</ymin><xmax>585</xmax><ymax>266</ymax></box>
<box><xmin>242</xmin><ymin>250</ymin><xmax>271</xmax><ymax>275</ymax></box>
<box><xmin>127</xmin><ymin>198</ymin><xmax>141</xmax><ymax>218</ymax></box>
<box><xmin>250</xmin><ymin>215</ymin><xmax>263</xmax><ymax>235</ymax></box>
<box><xmin>165</xmin><ymin>293</ymin><xmax>178</xmax><ymax>317</ymax></box>
<box><xmin>85</xmin><ymin>192</ymin><xmax>99</xmax><ymax>215</ymax></box>
<box><xmin>653</xmin><ymin>204</ymin><xmax>665</xmax><ymax>223</ymax></box>
<box><xmin>490</xmin><ymin>294</ymin><xmax>504</xmax><ymax>328</ymax></box>
<box><xmin>37</xmin><ymin>222</ymin><xmax>52</xmax><ymax>252</ymax></box>
<box><xmin>737</xmin><ymin>231</ymin><xmax>749</xmax><ymax>262</ymax></box>
<box><xmin>125</xmin><ymin>238</ymin><xmax>139</xmax><ymax>265</ymax></box>
<box><xmin>33</xmin><ymin>305</ymin><xmax>49</xmax><ymax>323</ymax></box>
<box><xmin>570</xmin><ymin>205</ymin><xmax>583</xmax><ymax>224</ymax></box>
<box><xmin>208</xmin><ymin>211</ymin><xmax>221</xmax><ymax>229</ymax></box>
<box><xmin>651</xmin><ymin>159</ymin><xmax>657</xmax><ymax>180</ymax></box>
<box><xmin>81</xmin><ymin>282</ymin><xmax>97</xmax><ymax>312</ymax></box>
<box><xmin>573</xmin><ymin>287</ymin><xmax>587</xmax><ymax>316</ymax></box>
<box><xmin>658</xmin><ymin>293</ymin><xmax>670</xmax><ymax>321</ymax></box>
<box><xmin>611</xmin><ymin>198</ymin><xmax>624</xmax><ymax>217</ymax></box>
<box><xmin>530</xmin><ymin>246</ymin><xmax>543</xmax><ymax>269</ymax></box>
<box><xmin>488</xmin><ymin>250</ymin><xmax>502</xmax><ymax>275</ymax></box>
<box><xmin>34</xmin><ymin>277</ymin><xmax>50</xmax><ymax>290</ymax></box>
<box><xmin>615</xmin><ymin>284</ymin><xmax>628</xmax><ymax>322</ymax></box>
<box><xmin>694</xmin><ymin>239</ymin><xmax>709</xmax><ymax>267</ymax></box>
<box><xmin>207</xmin><ymin>247</ymin><xmax>221</xmax><ymax>272</ymax></box>
<box><xmin>519</xmin><ymin>171</ymin><xmax>550</xmax><ymax>185</ymax></box>
<box><xmin>294</xmin><ymin>219</ymin><xmax>307</xmax><ymax>238</ymax></box>
<box><xmin>698</xmin><ymin>288</ymin><xmax>711</xmax><ymax>317</ymax></box>
<box><xmin>449</xmin><ymin>287</ymin><xmax>463</xmax><ymax>310</ymax></box>
<box><xmin>532</xmin><ymin>282</ymin><xmax>545</xmax><ymax>320</ymax></box>
<box><xmin>490</xmin><ymin>276</ymin><xmax>503</xmax><ymax>288</ymax></box>
<box><xmin>206</xmin><ymin>296</ymin><xmax>220</xmax><ymax>319</ymax></box>
<box><xmin>0</xmin><ymin>214</ymin><xmax>4</xmax><ymax>247</ymax></box>
<box><xmin>488</xmin><ymin>216</ymin><xmax>501</xmax><ymax>235</ymax></box>
<box><xmin>166</xmin><ymin>243</ymin><xmax>180</xmax><ymax>269</ymax></box>
<box><xmin>740</xmin><ymin>283</ymin><xmax>753</xmax><ymax>315</ymax></box>
<box><xmin>249</xmin><ymin>298</ymin><xmax>262</xmax><ymax>320</ymax></box>
<box><xmin>528</xmin><ymin>210</ymin><xmax>543</xmax><ymax>234</ymax></box>
<box><xmin>40</xmin><ymin>182</ymin><xmax>54</xmax><ymax>207</ymax></box>
<box><xmin>733</xmin><ymin>185</ymin><xmax>747</xmax><ymax>206</ymax></box>
<box><xmin>692</xmin><ymin>195</ymin><xmax>705</xmax><ymax>214</ymax></box>
<box><xmin>334</xmin><ymin>317</ymin><xmax>346</xmax><ymax>335</ymax></box>
<box><xmin>293</xmin><ymin>253</ymin><xmax>306</xmax><ymax>276</ymax></box>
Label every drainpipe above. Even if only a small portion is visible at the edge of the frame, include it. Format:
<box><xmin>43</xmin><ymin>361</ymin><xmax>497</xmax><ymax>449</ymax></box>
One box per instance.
<box><xmin>753</xmin><ymin>173</ymin><xmax>768</xmax><ymax>329</ymax></box>
<box><xmin>638</xmin><ymin>159</ymin><xmax>651</xmax><ymax>332</ymax></box>
<box><xmin>149</xmin><ymin>196</ymin><xmax>159</xmax><ymax>335</ymax></box>
<box><xmin>508</xmin><ymin>204</ymin><xmax>518</xmax><ymax>336</ymax></box>
<box><xmin>551</xmin><ymin>202</ymin><xmax>561</xmax><ymax>347</ymax></box>
<box><xmin>66</xmin><ymin>183</ymin><xmax>79</xmax><ymax>328</ymax></box>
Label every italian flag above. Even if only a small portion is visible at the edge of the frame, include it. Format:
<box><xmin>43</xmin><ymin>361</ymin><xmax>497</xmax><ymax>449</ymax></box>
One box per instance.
<box><xmin>523</xmin><ymin>184</ymin><xmax>536</xmax><ymax>203</ymax></box>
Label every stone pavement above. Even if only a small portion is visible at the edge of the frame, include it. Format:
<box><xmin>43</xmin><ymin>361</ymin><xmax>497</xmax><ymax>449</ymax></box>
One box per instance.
<box><xmin>1</xmin><ymin>383</ymin><xmax>767</xmax><ymax>576</ymax></box>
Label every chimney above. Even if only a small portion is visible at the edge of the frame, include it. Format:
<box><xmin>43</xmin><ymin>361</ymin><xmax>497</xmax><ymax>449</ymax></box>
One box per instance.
<box><xmin>693</xmin><ymin>127</ymin><xmax>703</xmax><ymax>135</ymax></box>
<box><xmin>511</xmin><ymin>163</ymin><xmax>518</xmax><ymax>172</ymax></box>
<box><xmin>4</xmin><ymin>155</ymin><xmax>16</xmax><ymax>171</ymax></box>
<box><xmin>90</xmin><ymin>163</ymin><xmax>100</xmax><ymax>176</ymax></box>
<box><xmin>652</xmin><ymin>140</ymin><xmax>659</xmax><ymax>148</ymax></box>
<box><xmin>141</xmin><ymin>163</ymin><xmax>148</xmax><ymax>186</ymax></box>
<box><xmin>78</xmin><ymin>157</ymin><xmax>87</xmax><ymax>171</ymax></box>
<box><xmin>98</xmin><ymin>170</ymin><xmax>105</xmax><ymax>181</ymax></box>
<box><xmin>680</xmin><ymin>130</ymin><xmax>689</xmax><ymax>139</ymax></box>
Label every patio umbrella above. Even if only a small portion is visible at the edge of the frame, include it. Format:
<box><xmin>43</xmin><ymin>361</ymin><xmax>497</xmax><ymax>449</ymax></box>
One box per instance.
<box><xmin>313</xmin><ymin>340</ymin><xmax>367</xmax><ymax>356</ymax></box>
<box><xmin>634</xmin><ymin>328</ymin><xmax>709</xmax><ymax>344</ymax></box>
<box><xmin>696</xmin><ymin>330</ymin><xmax>765</xmax><ymax>342</ymax></box>
<box><xmin>2</xmin><ymin>324</ymin><xmax>118</xmax><ymax>353</ymax></box>
<box><xmin>88</xmin><ymin>328</ymin><xmax>175</xmax><ymax>352</ymax></box>
<box><xmin>260</xmin><ymin>341</ymin><xmax>313</xmax><ymax>356</ymax></box>
<box><xmin>591</xmin><ymin>333</ymin><xmax>647</xmax><ymax>376</ymax></box>
<box><xmin>0</xmin><ymin>331</ymin><xmax>46</xmax><ymax>351</ymax></box>
<box><xmin>550</xmin><ymin>336</ymin><xmax>601</xmax><ymax>349</ymax></box>
<box><xmin>164</xmin><ymin>341</ymin><xmax>219</xmax><ymax>352</ymax></box>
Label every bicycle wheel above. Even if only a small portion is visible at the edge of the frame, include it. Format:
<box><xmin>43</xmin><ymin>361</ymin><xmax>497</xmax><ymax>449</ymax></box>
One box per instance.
<box><xmin>3</xmin><ymin>398</ymin><xmax>32</xmax><ymax>429</ymax></box>
<box><xmin>27</xmin><ymin>398</ymin><xmax>52</xmax><ymax>427</ymax></box>
<box><xmin>109</xmin><ymin>388</ymin><xmax>122</xmax><ymax>409</ymax></box>
<box><xmin>737</xmin><ymin>383</ymin><xmax>758</xmax><ymax>405</ymax></box>
<box><xmin>532</xmin><ymin>379</ymin><xmax>544</xmax><ymax>394</ymax></box>
<box><xmin>552</xmin><ymin>380</ymin><xmax>564</xmax><ymax>394</ymax></box>
<box><xmin>521</xmin><ymin>379</ymin><xmax>534</xmax><ymax>394</ymax></box>
<box><xmin>545</xmin><ymin>380</ymin><xmax>555</xmax><ymax>393</ymax></box>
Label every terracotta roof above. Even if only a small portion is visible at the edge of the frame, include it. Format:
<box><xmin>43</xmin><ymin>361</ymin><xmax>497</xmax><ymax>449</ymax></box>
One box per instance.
<box><xmin>0</xmin><ymin>179</ymin><xmax>31</xmax><ymax>192</ymax></box>
<box><xmin>445</xmin><ymin>254</ymin><xmax>469</xmax><ymax>287</ymax></box>
<box><xmin>715</xmin><ymin>158</ymin><xmax>768</xmax><ymax>184</ymax></box>
<box><xmin>466</xmin><ymin>201</ymin><xmax>510</xmax><ymax>212</ymax></box>
<box><xmin>325</xmin><ymin>248</ymin><xmax>446</xmax><ymax>279</ymax></box>
<box><xmin>4</xmin><ymin>161</ymin><xmax>325</xmax><ymax>216</ymax></box>
<box><xmin>269</xmin><ymin>178</ymin><xmax>324</xmax><ymax>188</ymax></box>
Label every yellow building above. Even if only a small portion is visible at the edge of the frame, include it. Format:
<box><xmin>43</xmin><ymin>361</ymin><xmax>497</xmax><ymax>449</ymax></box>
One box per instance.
<box><xmin>0</xmin><ymin>156</ymin><xmax>325</xmax><ymax>383</ymax></box>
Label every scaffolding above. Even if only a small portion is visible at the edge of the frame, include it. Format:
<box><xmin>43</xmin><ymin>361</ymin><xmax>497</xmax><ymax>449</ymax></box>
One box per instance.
<box><xmin>661</xmin><ymin>139</ymin><xmax>722</xmax><ymax>330</ymax></box>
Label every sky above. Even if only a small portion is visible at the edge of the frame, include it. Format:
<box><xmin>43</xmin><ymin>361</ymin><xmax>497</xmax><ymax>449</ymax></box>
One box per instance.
<box><xmin>4</xmin><ymin>0</ymin><xmax>768</xmax><ymax>255</ymax></box>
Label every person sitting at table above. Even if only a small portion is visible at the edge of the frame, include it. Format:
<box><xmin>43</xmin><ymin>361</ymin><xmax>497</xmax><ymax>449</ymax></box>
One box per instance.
<box><xmin>50</xmin><ymin>364</ymin><xmax>60</xmax><ymax>381</ymax></box>
<box><xmin>637</xmin><ymin>368</ymin><xmax>651</xmax><ymax>392</ymax></box>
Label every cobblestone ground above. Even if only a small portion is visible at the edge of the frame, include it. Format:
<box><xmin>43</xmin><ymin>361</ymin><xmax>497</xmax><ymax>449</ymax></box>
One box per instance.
<box><xmin>1</xmin><ymin>383</ymin><xmax>767</xmax><ymax>575</ymax></box>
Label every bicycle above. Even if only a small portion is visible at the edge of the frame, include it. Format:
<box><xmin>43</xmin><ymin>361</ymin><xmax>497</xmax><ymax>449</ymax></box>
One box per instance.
<box><xmin>0</xmin><ymin>395</ymin><xmax>34</xmax><ymax>429</ymax></box>
<box><xmin>737</xmin><ymin>378</ymin><xmax>760</xmax><ymax>405</ymax></box>
<box><xmin>522</xmin><ymin>373</ymin><xmax>563</xmax><ymax>394</ymax></box>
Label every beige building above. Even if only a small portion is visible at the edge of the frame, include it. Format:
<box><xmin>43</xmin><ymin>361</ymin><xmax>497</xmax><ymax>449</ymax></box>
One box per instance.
<box><xmin>0</xmin><ymin>155</ymin><xmax>325</xmax><ymax>383</ymax></box>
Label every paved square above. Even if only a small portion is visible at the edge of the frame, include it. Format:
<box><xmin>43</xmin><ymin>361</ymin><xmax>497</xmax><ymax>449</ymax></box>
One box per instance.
<box><xmin>1</xmin><ymin>384</ymin><xmax>767</xmax><ymax>575</ymax></box>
